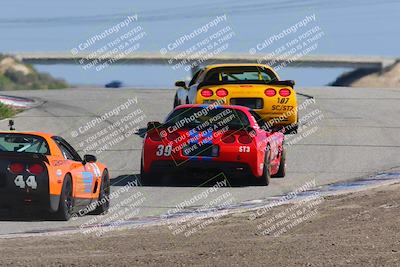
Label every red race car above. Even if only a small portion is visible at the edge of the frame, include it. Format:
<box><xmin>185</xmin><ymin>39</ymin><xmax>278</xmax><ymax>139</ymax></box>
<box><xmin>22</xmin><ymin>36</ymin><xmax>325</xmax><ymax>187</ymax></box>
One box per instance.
<box><xmin>141</xmin><ymin>104</ymin><xmax>286</xmax><ymax>186</ymax></box>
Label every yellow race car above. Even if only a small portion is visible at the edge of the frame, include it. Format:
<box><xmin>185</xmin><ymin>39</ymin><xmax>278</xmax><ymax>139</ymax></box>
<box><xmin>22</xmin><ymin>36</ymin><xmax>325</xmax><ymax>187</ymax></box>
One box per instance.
<box><xmin>174</xmin><ymin>64</ymin><xmax>298</xmax><ymax>134</ymax></box>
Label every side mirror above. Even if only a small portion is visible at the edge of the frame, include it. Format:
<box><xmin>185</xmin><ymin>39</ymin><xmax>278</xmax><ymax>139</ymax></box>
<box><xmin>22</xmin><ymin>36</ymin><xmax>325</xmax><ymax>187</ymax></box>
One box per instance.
<box><xmin>147</xmin><ymin>121</ymin><xmax>161</xmax><ymax>131</ymax></box>
<box><xmin>175</xmin><ymin>80</ymin><xmax>188</xmax><ymax>89</ymax></box>
<box><xmin>83</xmin><ymin>154</ymin><xmax>97</xmax><ymax>164</ymax></box>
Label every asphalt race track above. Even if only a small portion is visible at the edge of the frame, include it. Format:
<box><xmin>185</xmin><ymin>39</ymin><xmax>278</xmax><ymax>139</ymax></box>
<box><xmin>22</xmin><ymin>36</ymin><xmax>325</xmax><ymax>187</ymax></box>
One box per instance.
<box><xmin>1</xmin><ymin>86</ymin><xmax>400</xmax><ymax>235</ymax></box>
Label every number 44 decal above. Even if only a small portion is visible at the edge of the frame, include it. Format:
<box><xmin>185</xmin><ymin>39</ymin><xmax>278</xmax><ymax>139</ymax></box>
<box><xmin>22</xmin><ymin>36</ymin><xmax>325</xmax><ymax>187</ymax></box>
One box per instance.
<box><xmin>14</xmin><ymin>175</ymin><xmax>38</xmax><ymax>190</ymax></box>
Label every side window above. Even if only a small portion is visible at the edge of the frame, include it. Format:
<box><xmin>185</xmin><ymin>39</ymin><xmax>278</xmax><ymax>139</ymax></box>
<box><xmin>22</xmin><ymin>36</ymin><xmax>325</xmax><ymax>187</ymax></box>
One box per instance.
<box><xmin>53</xmin><ymin>137</ymin><xmax>82</xmax><ymax>162</ymax></box>
<box><xmin>59</xmin><ymin>143</ymin><xmax>75</xmax><ymax>160</ymax></box>
<box><xmin>249</xmin><ymin>111</ymin><xmax>268</xmax><ymax>130</ymax></box>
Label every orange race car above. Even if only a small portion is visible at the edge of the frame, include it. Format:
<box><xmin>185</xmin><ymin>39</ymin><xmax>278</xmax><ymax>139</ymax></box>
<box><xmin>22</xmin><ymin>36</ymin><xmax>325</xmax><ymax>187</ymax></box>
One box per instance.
<box><xmin>0</xmin><ymin>130</ymin><xmax>110</xmax><ymax>221</ymax></box>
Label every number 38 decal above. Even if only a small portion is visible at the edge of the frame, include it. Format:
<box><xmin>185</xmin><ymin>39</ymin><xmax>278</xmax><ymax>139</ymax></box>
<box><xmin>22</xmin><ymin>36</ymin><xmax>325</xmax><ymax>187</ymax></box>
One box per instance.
<box><xmin>14</xmin><ymin>175</ymin><xmax>38</xmax><ymax>189</ymax></box>
<box><xmin>156</xmin><ymin>145</ymin><xmax>172</xmax><ymax>156</ymax></box>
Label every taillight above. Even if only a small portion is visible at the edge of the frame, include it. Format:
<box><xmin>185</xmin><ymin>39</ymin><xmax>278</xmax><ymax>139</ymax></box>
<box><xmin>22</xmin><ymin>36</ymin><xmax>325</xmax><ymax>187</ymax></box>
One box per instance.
<box><xmin>264</xmin><ymin>88</ymin><xmax>276</xmax><ymax>97</ymax></box>
<box><xmin>279</xmin><ymin>88</ymin><xmax>291</xmax><ymax>97</ymax></box>
<box><xmin>9</xmin><ymin>162</ymin><xmax>25</xmax><ymax>174</ymax></box>
<box><xmin>222</xmin><ymin>133</ymin><xmax>235</xmax><ymax>143</ymax></box>
<box><xmin>27</xmin><ymin>164</ymin><xmax>44</xmax><ymax>175</ymax></box>
<box><xmin>167</xmin><ymin>132</ymin><xmax>180</xmax><ymax>141</ymax></box>
<box><xmin>238</xmin><ymin>134</ymin><xmax>253</xmax><ymax>144</ymax></box>
<box><xmin>148</xmin><ymin>131</ymin><xmax>162</xmax><ymax>141</ymax></box>
<box><xmin>216</xmin><ymin>88</ymin><xmax>228</xmax><ymax>97</ymax></box>
<box><xmin>201</xmin><ymin>89</ymin><xmax>213</xmax><ymax>98</ymax></box>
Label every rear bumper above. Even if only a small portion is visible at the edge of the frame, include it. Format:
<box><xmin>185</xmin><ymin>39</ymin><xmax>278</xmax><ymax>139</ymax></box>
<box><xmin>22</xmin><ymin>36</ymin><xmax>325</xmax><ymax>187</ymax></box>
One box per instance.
<box><xmin>0</xmin><ymin>171</ymin><xmax>56</xmax><ymax>212</ymax></box>
<box><xmin>148</xmin><ymin>160</ymin><xmax>254</xmax><ymax>178</ymax></box>
<box><xmin>0</xmin><ymin>191</ymin><xmax>50</xmax><ymax>210</ymax></box>
<box><xmin>257</xmin><ymin>111</ymin><xmax>298</xmax><ymax>125</ymax></box>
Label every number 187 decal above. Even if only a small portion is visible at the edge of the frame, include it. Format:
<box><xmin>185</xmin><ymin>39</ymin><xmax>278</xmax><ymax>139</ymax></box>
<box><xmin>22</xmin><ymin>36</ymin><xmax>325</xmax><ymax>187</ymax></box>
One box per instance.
<box><xmin>14</xmin><ymin>175</ymin><xmax>38</xmax><ymax>189</ymax></box>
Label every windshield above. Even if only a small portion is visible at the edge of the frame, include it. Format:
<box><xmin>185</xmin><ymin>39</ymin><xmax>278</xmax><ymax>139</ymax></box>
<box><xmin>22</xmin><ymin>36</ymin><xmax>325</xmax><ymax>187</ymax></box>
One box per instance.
<box><xmin>165</xmin><ymin>107</ymin><xmax>250</xmax><ymax>129</ymax></box>
<box><xmin>204</xmin><ymin>66</ymin><xmax>277</xmax><ymax>84</ymax></box>
<box><xmin>0</xmin><ymin>134</ymin><xmax>50</xmax><ymax>154</ymax></box>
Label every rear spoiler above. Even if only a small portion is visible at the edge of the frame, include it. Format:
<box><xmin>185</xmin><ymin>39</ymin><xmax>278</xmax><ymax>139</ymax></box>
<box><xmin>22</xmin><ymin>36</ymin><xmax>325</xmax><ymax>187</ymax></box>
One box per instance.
<box><xmin>148</xmin><ymin>122</ymin><xmax>255</xmax><ymax>133</ymax></box>
<box><xmin>0</xmin><ymin>152</ymin><xmax>49</xmax><ymax>164</ymax></box>
<box><xmin>198</xmin><ymin>80</ymin><xmax>295</xmax><ymax>89</ymax></box>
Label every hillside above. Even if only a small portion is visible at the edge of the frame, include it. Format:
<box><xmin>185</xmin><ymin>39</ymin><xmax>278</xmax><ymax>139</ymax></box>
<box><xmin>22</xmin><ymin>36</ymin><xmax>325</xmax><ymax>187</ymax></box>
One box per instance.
<box><xmin>331</xmin><ymin>61</ymin><xmax>400</xmax><ymax>88</ymax></box>
<box><xmin>0</xmin><ymin>54</ymin><xmax>68</xmax><ymax>90</ymax></box>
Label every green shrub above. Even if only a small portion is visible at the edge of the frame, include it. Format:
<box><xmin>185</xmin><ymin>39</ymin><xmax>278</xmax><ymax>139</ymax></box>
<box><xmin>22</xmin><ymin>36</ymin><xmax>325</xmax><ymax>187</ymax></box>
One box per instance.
<box><xmin>0</xmin><ymin>102</ymin><xmax>16</xmax><ymax>119</ymax></box>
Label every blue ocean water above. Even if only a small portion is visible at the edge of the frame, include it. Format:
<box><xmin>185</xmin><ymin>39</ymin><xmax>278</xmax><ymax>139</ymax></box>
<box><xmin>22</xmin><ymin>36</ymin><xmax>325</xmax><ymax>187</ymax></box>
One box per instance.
<box><xmin>0</xmin><ymin>0</ymin><xmax>399</xmax><ymax>88</ymax></box>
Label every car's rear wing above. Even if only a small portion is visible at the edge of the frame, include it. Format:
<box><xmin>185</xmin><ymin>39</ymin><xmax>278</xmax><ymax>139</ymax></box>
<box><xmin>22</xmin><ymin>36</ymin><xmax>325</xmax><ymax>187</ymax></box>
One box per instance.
<box><xmin>198</xmin><ymin>80</ymin><xmax>295</xmax><ymax>89</ymax></box>
<box><xmin>0</xmin><ymin>152</ymin><xmax>49</xmax><ymax>164</ymax></box>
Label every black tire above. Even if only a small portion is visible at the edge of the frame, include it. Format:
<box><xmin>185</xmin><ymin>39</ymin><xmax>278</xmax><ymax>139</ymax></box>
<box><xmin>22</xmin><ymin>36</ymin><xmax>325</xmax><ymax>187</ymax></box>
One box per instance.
<box><xmin>287</xmin><ymin>124</ymin><xmax>298</xmax><ymax>135</ymax></box>
<box><xmin>273</xmin><ymin>146</ymin><xmax>286</xmax><ymax>178</ymax></box>
<box><xmin>285</xmin><ymin>116</ymin><xmax>299</xmax><ymax>135</ymax></box>
<box><xmin>254</xmin><ymin>146</ymin><xmax>271</xmax><ymax>186</ymax></box>
<box><xmin>173</xmin><ymin>94</ymin><xmax>179</xmax><ymax>108</ymax></box>
<box><xmin>55</xmin><ymin>174</ymin><xmax>74</xmax><ymax>221</ymax></box>
<box><xmin>91</xmin><ymin>170</ymin><xmax>111</xmax><ymax>215</ymax></box>
<box><xmin>140</xmin><ymin>159</ymin><xmax>156</xmax><ymax>186</ymax></box>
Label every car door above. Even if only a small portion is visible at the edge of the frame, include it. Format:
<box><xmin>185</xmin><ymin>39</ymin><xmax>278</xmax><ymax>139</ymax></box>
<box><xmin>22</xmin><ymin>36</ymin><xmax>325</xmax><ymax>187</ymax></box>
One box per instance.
<box><xmin>53</xmin><ymin>137</ymin><xmax>96</xmax><ymax>203</ymax></box>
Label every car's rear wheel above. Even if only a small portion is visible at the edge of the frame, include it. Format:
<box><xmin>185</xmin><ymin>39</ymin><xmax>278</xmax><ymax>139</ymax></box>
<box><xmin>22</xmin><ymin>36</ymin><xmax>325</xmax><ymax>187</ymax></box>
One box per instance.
<box><xmin>287</xmin><ymin>124</ymin><xmax>298</xmax><ymax>135</ymax></box>
<box><xmin>286</xmin><ymin>116</ymin><xmax>299</xmax><ymax>135</ymax></box>
<box><xmin>91</xmin><ymin>170</ymin><xmax>110</xmax><ymax>215</ymax></box>
<box><xmin>55</xmin><ymin>174</ymin><xmax>73</xmax><ymax>221</ymax></box>
<box><xmin>254</xmin><ymin>146</ymin><xmax>271</xmax><ymax>186</ymax></box>
<box><xmin>273</xmin><ymin>145</ymin><xmax>286</xmax><ymax>178</ymax></box>
<box><xmin>140</xmin><ymin>159</ymin><xmax>156</xmax><ymax>186</ymax></box>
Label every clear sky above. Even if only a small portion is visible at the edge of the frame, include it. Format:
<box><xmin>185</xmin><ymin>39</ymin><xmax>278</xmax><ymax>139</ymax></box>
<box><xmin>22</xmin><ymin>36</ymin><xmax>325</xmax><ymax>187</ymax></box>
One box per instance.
<box><xmin>0</xmin><ymin>0</ymin><xmax>399</xmax><ymax>87</ymax></box>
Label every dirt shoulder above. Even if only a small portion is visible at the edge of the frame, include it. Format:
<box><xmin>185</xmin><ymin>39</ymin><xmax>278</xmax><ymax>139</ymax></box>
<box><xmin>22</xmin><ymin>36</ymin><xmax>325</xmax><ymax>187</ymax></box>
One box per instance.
<box><xmin>1</xmin><ymin>183</ymin><xmax>400</xmax><ymax>267</ymax></box>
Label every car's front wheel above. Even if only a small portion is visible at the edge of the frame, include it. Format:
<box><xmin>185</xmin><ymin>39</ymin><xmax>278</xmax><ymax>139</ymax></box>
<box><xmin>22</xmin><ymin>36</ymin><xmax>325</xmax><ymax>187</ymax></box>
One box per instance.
<box><xmin>140</xmin><ymin>159</ymin><xmax>157</xmax><ymax>186</ymax></box>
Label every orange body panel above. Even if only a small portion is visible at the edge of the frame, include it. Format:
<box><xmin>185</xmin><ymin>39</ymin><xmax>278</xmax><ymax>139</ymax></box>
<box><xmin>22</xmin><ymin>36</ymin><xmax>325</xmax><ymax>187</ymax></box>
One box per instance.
<box><xmin>0</xmin><ymin>131</ymin><xmax>107</xmax><ymax>200</ymax></box>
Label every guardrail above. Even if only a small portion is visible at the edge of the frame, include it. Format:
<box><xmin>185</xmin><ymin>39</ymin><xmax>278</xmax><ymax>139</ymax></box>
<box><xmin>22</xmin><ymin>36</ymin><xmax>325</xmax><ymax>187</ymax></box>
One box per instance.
<box><xmin>11</xmin><ymin>52</ymin><xmax>397</xmax><ymax>71</ymax></box>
